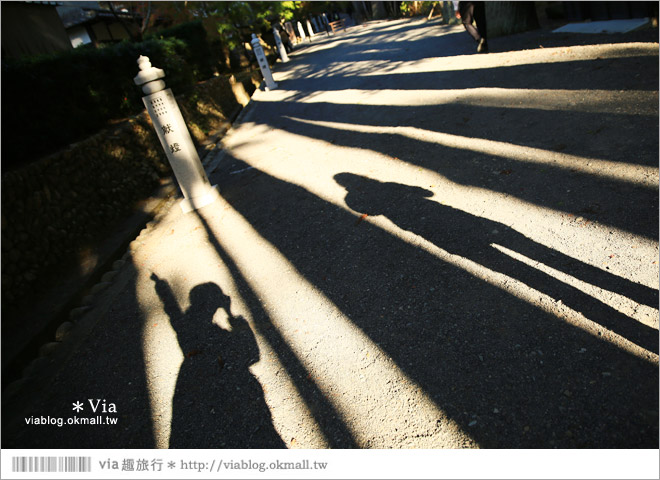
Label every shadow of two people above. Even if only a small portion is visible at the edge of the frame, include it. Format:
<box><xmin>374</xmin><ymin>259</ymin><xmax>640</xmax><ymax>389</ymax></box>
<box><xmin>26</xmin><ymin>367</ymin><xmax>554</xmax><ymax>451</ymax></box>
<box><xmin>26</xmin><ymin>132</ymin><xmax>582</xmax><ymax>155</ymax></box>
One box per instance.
<box><xmin>150</xmin><ymin>273</ymin><xmax>284</xmax><ymax>448</ymax></box>
<box><xmin>334</xmin><ymin>173</ymin><xmax>658</xmax><ymax>354</ymax></box>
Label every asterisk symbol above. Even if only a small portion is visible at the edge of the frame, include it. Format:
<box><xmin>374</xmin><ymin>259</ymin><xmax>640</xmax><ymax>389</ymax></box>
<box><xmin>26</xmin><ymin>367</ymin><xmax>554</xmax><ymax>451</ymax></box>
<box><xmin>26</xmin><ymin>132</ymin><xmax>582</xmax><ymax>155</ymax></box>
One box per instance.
<box><xmin>167</xmin><ymin>461</ymin><xmax>176</xmax><ymax>469</ymax></box>
<box><xmin>72</xmin><ymin>401</ymin><xmax>84</xmax><ymax>412</ymax></box>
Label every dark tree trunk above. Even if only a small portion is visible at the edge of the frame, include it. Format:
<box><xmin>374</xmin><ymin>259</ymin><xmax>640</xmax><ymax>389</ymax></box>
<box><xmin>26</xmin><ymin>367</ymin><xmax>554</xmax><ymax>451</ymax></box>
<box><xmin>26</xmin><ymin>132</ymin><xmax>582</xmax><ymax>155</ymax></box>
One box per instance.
<box><xmin>485</xmin><ymin>1</ymin><xmax>540</xmax><ymax>38</ymax></box>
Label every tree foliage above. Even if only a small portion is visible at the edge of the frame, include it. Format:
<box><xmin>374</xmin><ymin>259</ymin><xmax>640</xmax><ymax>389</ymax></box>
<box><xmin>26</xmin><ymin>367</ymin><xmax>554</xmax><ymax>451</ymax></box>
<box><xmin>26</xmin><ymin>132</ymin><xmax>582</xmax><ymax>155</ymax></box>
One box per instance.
<box><xmin>109</xmin><ymin>1</ymin><xmax>324</xmax><ymax>48</ymax></box>
<box><xmin>108</xmin><ymin>1</ymin><xmax>354</xmax><ymax>47</ymax></box>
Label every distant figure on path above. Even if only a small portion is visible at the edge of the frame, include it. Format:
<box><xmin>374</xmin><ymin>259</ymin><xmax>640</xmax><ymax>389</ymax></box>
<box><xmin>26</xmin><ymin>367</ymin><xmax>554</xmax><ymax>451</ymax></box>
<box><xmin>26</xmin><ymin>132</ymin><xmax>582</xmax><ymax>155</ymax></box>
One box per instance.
<box><xmin>274</xmin><ymin>20</ymin><xmax>294</xmax><ymax>53</ymax></box>
<box><xmin>455</xmin><ymin>1</ymin><xmax>488</xmax><ymax>53</ymax></box>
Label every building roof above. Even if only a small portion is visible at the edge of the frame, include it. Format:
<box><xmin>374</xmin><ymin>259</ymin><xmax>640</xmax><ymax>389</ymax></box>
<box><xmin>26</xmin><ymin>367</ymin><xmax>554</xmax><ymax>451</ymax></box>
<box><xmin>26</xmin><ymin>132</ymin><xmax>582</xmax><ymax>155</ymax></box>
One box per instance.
<box><xmin>56</xmin><ymin>2</ymin><xmax>138</xmax><ymax>29</ymax></box>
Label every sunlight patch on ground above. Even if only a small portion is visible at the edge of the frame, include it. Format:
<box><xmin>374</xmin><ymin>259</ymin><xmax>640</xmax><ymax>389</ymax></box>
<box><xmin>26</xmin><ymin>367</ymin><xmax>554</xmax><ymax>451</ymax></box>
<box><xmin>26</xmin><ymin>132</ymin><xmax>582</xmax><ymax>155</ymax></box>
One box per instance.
<box><xmin>224</xmin><ymin>147</ymin><xmax>658</xmax><ymax>364</ymax></box>
<box><xmin>136</xmin><ymin>274</ymin><xmax>183</xmax><ymax>448</ymax></box>
<box><xmin>362</xmin><ymin>42</ymin><xmax>658</xmax><ymax>75</ymax></box>
<box><xmin>221</xmin><ymin>123</ymin><xmax>658</xmax><ymax>364</ymax></box>
<box><xmin>132</xmin><ymin>207</ymin><xmax>329</xmax><ymax>448</ymax></box>
<box><xmin>283</xmin><ymin>117</ymin><xmax>658</xmax><ymax>188</ymax></box>
<box><xmin>277</xmin><ymin>41</ymin><xmax>657</xmax><ymax>83</ymax></box>
<box><xmin>224</xmin><ymin>122</ymin><xmax>658</xmax><ymax>289</ymax></box>
<box><xmin>491</xmin><ymin>243</ymin><xmax>659</xmax><ymax>330</ymax></box>
<box><xmin>280</xmin><ymin>18</ymin><xmax>452</xmax><ymax>67</ymax></box>
<box><xmin>261</xmin><ymin>88</ymin><xmax>659</xmax><ymax>117</ymax></box>
<box><xmin>200</xmin><ymin>198</ymin><xmax>476</xmax><ymax>448</ymax></box>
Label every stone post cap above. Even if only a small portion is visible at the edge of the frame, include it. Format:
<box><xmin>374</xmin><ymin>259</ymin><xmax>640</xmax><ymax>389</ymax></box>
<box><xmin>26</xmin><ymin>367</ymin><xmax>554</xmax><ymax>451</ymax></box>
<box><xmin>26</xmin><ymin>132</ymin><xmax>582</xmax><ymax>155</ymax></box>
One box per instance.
<box><xmin>133</xmin><ymin>55</ymin><xmax>165</xmax><ymax>86</ymax></box>
<box><xmin>250</xmin><ymin>34</ymin><xmax>261</xmax><ymax>47</ymax></box>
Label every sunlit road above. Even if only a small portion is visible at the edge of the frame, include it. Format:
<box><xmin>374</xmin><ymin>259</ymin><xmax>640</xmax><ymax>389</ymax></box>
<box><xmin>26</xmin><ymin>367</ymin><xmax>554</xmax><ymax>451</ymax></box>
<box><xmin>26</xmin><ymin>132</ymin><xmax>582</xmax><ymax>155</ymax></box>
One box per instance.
<box><xmin>3</xmin><ymin>18</ymin><xmax>658</xmax><ymax>450</ymax></box>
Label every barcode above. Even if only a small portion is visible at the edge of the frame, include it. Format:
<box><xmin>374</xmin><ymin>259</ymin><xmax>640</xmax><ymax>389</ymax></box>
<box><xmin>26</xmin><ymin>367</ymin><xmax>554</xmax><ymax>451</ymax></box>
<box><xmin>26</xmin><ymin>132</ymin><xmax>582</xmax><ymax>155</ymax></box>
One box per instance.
<box><xmin>12</xmin><ymin>456</ymin><xmax>92</xmax><ymax>473</ymax></box>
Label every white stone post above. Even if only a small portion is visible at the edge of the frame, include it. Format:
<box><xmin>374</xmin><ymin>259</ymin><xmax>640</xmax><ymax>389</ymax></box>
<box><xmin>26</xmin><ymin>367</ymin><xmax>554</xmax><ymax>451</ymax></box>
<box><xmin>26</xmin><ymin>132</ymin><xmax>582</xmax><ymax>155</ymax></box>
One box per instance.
<box><xmin>250</xmin><ymin>34</ymin><xmax>278</xmax><ymax>91</ymax></box>
<box><xmin>311</xmin><ymin>17</ymin><xmax>320</xmax><ymax>33</ymax></box>
<box><xmin>306</xmin><ymin>19</ymin><xmax>315</xmax><ymax>39</ymax></box>
<box><xmin>133</xmin><ymin>56</ymin><xmax>219</xmax><ymax>214</ymax></box>
<box><xmin>318</xmin><ymin>16</ymin><xmax>328</xmax><ymax>35</ymax></box>
<box><xmin>297</xmin><ymin>21</ymin><xmax>306</xmax><ymax>41</ymax></box>
<box><xmin>272</xmin><ymin>27</ymin><xmax>289</xmax><ymax>63</ymax></box>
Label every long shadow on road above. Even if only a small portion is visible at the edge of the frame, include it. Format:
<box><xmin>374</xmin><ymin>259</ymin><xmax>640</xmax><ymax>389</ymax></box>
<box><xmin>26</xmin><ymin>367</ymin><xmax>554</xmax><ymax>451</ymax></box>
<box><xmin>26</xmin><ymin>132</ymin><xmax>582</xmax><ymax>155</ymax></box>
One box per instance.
<box><xmin>279</xmin><ymin>54</ymin><xmax>658</xmax><ymax>93</ymax></box>
<box><xmin>249</xmin><ymin>104</ymin><xmax>658</xmax><ymax>242</ymax></box>
<box><xmin>192</xmin><ymin>210</ymin><xmax>359</xmax><ymax>448</ymax></box>
<box><xmin>210</xmin><ymin>157</ymin><xmax>658</xmax><ymax>448</ymax></box>
<box><xmin>151</xmin><ymin>273</ymin><xmax>285</xmax><ymax>448</ymax></box>
<box><xmin>335</xmin><ymin>173</ymin><xmax>658</xmax><ymax>354</ymax></box>
<box><xmin>271</xmin><ymin>101</ymin><xmax>658</xmax><ymax>167</ymax></box>
<box><xmin>273</xmin><ymin>19</ymin><xmax>659</xmax><ymax>241</ymax></box>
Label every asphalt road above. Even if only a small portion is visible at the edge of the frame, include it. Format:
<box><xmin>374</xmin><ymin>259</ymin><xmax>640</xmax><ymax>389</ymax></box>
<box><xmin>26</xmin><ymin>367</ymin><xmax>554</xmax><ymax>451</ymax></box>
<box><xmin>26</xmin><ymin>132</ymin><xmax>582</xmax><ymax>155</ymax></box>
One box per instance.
<box><xmin>2</xmin><ymin>18</ymin><xmax>658</xmax><ymax>451</ymax></box>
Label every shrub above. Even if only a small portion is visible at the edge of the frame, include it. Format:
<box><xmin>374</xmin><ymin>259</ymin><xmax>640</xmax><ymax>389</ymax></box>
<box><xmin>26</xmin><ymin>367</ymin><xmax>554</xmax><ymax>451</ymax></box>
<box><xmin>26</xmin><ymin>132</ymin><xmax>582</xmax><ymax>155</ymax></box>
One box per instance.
<box><xmin>148</xmin><ymin>20</ymin><xmax>218</xmax><ymax>81</ymax></box>
<box><xmin>1</xmin><ymin>37</ymin><xmax>192</xmax><ymax>170</ymax></box>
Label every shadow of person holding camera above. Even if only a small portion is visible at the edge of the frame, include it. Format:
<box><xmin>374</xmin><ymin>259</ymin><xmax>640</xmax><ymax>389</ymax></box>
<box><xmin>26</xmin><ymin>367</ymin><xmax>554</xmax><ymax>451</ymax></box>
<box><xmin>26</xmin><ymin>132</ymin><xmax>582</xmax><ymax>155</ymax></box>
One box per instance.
<box><xmin>151</xmin><ymin>273</ymin><xmax>284</xmax><ymax>448</ymax></box>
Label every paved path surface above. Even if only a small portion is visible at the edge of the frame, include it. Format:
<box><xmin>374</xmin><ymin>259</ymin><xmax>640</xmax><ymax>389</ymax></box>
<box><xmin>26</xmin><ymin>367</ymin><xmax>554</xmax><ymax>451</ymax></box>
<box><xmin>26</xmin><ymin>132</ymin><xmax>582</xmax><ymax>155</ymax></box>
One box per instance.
<box><xmin>3</xmin><ymin>18</ymin><xmax>658</xmax><ymax>450</ymax></box>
